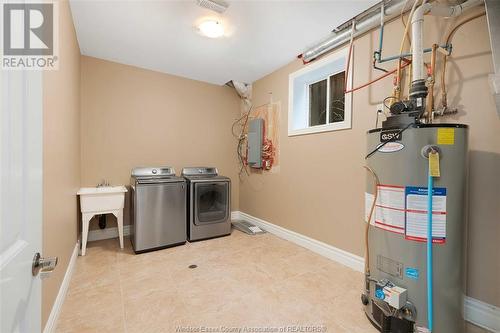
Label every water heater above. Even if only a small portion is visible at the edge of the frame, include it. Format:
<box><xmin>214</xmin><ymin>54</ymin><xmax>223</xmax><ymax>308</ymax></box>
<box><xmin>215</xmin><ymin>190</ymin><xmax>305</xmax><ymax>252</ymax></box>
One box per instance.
<box><xmin>363</xmin><ymin>124</ymin><xmax>468</xmax><ymax>332</ymax></box>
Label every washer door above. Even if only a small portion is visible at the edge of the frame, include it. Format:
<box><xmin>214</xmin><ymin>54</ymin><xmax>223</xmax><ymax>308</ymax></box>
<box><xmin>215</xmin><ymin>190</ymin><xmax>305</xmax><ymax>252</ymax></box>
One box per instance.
<box><xmin>194</xmin><ymin>181</ymin><xmax>229</xmax><ymax>225</ymax></box>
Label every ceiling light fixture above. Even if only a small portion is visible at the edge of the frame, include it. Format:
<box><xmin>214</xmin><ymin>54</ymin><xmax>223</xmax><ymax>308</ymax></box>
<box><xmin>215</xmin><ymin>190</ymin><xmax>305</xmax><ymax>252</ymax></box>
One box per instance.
<box><xmin>198</xmin><ymin>20</ymin><xmax>224</xmax><ymax>38</ymax></box>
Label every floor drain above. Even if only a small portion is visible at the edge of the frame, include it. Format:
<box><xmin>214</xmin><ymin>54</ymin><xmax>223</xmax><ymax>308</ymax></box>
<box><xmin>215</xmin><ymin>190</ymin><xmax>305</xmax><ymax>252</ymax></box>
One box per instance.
<box><xmin>188</xmin><ymin>264</ymin><xmax>197</xmax><ymax>269</ymax></box>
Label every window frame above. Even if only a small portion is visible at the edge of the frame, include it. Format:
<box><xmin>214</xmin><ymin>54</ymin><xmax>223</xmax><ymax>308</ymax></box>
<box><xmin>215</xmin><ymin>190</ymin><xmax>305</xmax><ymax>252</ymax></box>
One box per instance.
<box><xmin>288</xmin><ymin>47</ymin><xmax>353</xmax><ymax>137</ymax></box>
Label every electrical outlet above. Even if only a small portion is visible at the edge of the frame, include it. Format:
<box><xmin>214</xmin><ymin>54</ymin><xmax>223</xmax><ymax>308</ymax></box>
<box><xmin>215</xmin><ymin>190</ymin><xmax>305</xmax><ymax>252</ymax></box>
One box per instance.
<box><xmin>377</xmin><ymin>103</ymin><xmax>384</xmax><ymax>113</ymax></box>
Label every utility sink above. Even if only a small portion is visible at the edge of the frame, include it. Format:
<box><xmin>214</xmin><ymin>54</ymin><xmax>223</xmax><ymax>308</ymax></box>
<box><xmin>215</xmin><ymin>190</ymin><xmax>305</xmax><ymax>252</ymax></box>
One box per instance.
<box><xmin>77</xmin><ymin>185</ymin><xmax>127</xmax><ymax>255</ymax></box>
<box><xmin>77</xmin><ymin>186</ymin><xmax>127</xmax><ymax>213</ymax></box>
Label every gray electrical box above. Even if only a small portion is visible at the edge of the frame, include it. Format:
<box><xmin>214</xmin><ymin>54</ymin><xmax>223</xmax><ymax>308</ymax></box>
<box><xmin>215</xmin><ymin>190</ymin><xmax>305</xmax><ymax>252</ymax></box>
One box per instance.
<box><xmin>247</xmin><ymin>118</ymin><xmax>264</xmax><ymax>168</ymax></box>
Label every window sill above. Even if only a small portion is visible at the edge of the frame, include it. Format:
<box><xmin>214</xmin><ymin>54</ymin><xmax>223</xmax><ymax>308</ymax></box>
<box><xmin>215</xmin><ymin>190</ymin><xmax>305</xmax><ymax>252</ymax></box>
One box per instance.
<box><xmin>288</xmin><ymin>122</ymin><xmax>352</xmax><ymax>137</ymax></box>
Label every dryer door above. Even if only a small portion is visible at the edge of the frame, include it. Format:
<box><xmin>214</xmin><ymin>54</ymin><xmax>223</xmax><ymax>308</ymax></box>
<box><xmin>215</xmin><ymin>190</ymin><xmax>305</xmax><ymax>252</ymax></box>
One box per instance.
<box><xmin>194</xmin><ymin>181</ymin><xmax>229</xmax><ymax>225</ymax></box>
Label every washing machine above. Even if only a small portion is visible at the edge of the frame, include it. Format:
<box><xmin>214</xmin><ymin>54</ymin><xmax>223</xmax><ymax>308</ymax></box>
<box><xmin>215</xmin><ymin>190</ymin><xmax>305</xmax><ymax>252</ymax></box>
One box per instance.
<box><xmin>130</xmin><ymin>167</ymin><xmax>186</xmax><ymax>253</ymax></box>
<box><xmin>181</xmin><ymin>167</ymin><xmax>231</xmax><ymax>241</ymax></box>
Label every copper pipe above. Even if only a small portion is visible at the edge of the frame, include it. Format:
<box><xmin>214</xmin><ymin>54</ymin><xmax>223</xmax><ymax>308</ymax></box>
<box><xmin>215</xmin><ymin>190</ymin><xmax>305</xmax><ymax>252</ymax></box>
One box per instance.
<box><xmin>407</xmin><ymin>61</ymin><xmax>413</xmax><ymax>100</ymax></box>
<box><xmin>346</xmin><ymin>59</ymin><xmax>411</xmax><ymax>94</ymax></box>
<box><xmin>394</xmin><ymin>58</ymin><xmax>402</xmax><ymax>102</ymax></box>
<box><xmin>441</xmin><ymin>11</ymin><xmax>486</xmax><ymax>109</ymax></box>
<box><xmin>427</xmin><ymin>44</ymin><xmax>438</xmax><ymax>123</ymax></box>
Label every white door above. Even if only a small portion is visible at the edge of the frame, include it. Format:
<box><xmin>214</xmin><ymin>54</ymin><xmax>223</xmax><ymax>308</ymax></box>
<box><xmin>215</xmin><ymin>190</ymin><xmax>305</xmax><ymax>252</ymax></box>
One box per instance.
<box><xmin>0</xmin><ymin>67</ymin><xmax>44</xmax><ymax>332</ymax></box>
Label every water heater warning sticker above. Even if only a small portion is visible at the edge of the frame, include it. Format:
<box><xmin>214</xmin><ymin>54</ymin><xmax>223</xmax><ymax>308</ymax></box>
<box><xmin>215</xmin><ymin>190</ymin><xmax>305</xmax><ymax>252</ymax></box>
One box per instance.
<box><xmin>405</xmin><ymin>186</ymin><xmax>447</xmax><ymax>243</ymax></box>
<box><xmin>372</xmin><ymin>185</ymin><xmax>406</xmax><ymax>234</ymax></box>
<box><xmin>437</xmin><ymin>128</ymin><xmax>455</xmax><ymax>145</ymax></box>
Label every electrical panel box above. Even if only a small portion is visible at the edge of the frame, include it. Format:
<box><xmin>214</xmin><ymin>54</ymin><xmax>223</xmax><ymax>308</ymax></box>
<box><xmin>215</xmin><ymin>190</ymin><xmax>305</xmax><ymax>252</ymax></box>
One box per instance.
<box><xmin>248</xmin><ymin>118</ymin><xmax>264</xmax><ymax>168</ymax></box>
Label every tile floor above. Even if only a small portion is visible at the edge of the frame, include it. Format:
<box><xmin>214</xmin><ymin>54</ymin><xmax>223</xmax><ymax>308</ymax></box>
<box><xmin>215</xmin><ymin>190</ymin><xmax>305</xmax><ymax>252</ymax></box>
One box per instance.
<box><xmin>56</xmin><ymin>230</ymin><xmax>378</xmax><ymax>333</ymax></box>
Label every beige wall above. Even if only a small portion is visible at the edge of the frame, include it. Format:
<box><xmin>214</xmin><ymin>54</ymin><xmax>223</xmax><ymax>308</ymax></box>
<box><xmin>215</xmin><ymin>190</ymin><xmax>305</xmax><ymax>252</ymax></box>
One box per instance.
<box><xmin>80</xmin><ymin>56</ymin><xmax>241</xmax><ymax>229</ymax></box>
<box><xmin>42</xmin><ymin>0</ymin><xmax>81</xmax><ymax>328</ymax></box>
<box><xmin>240</xmin><ymin>10</ymin><xmax>500</xmax><ymax>309</ymax></box>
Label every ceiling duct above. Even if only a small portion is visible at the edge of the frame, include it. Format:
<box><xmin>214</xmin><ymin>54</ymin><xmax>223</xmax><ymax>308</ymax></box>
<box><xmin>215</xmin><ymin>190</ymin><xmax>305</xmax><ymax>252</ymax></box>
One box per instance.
<box><xmin>196</xmin><ymin>0</ymin><xmax>229</xmax><ymax>14</ymax></box>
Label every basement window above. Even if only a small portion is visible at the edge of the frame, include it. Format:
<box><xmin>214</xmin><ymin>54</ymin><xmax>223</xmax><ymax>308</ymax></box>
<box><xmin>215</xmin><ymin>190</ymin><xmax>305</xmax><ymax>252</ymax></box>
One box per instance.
<box><xmin>289</xmin><ymin>48</ymin><xmax>352</xmax><ymax>136</ymax></box>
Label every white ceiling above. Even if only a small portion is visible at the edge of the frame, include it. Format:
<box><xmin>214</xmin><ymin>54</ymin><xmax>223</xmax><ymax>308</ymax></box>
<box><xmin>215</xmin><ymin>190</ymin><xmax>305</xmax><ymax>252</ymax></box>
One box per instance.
<box><xmin>70</xmin><ymin>0</ymin><xmax>378</xmax><ymax>85</ymax></box>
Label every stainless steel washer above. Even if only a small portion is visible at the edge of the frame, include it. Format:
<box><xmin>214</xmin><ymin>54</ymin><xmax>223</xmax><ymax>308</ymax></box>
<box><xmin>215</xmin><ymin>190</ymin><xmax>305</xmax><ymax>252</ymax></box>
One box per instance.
<box><xmin>182</xmin><ymin>167</ymin><xmax>231</xmax><ymax>241</ymax></box>
<box><xmin>130</xmin><ymin>167</ymin><xmax>186</xmax><ymax>253</ymax></box>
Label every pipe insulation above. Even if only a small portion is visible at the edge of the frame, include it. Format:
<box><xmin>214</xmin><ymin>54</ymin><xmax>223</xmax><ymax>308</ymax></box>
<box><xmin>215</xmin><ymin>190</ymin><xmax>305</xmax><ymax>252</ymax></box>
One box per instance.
<box><xmin>302</xmin><ymin>0</ymin><xmax>484</xmax><ymax>64</ymax></box>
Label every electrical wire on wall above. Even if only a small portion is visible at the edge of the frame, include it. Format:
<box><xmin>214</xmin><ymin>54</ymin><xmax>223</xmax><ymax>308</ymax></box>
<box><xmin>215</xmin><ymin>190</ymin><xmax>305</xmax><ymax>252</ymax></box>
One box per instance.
<box><xmin>261</xmin><ymin>138</ymin><xmax>275</xmax><ymax>170</ymax></box>
<box><xmin>227</xmin><ymin>81</ymin><xmax>252</xmax><ymax>177</ymax></box>
<box><xmin>232</xmin><ymin>104</ymin><xmax>252</xmax><ymax>177</ymax></box>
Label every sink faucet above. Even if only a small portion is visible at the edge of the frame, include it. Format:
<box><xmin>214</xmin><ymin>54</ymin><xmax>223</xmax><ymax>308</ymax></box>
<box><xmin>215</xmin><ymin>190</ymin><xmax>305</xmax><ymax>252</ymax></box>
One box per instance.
<box><xmin>97</xmin><ymin>179</ymin><xmax>110</xmax><ymax>187</ymax></box>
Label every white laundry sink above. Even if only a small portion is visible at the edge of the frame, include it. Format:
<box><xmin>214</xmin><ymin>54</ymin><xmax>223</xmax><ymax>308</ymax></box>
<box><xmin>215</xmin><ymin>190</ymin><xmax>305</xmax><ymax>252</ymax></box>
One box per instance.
<box><xmin>77</xmin><ymin>186</ymin><xmax>127</xmax><ymax>213</ymax></box>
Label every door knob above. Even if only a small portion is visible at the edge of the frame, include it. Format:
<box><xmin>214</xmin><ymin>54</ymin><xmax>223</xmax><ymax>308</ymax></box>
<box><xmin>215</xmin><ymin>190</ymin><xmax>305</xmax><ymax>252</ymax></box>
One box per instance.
<box><xmin>32</xmin><ymin>253</ymin><xmax>58</xmax><ymax>277</ymax></box>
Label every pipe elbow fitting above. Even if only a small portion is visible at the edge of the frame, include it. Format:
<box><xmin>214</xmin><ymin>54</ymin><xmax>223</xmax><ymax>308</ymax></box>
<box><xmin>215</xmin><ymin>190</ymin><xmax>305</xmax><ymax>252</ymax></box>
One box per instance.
<box><xmin>411</xmin><ymin>3</ymin><xmax>431</xmax><ymax>24</ymax></box>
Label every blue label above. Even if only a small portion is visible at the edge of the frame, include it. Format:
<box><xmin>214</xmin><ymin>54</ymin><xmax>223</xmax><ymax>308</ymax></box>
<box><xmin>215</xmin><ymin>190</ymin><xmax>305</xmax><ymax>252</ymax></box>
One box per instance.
<box><xmin>405</xmin><ymin>267</ymin><xmax>419</xmax><ymax>279</ymax></box>
<box><xmin>405</xmin><ymin>186</ymin><xmax>447</xmax><ymax>196</ymax></box>
<box><xmin>375</xmin><ymin>289</ymin><xmax>385</xmax><ymax>300</ymax></box>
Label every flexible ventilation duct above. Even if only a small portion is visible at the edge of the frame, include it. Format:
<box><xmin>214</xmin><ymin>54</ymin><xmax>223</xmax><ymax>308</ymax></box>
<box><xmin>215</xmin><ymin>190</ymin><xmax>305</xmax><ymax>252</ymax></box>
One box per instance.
<box><xmin>301</xmin><ymin>0</ymin><xmax>410</xmax><ymax>63</ymax></box>
<box><xmin>301</xmin><ymin>0</ymin><xmax>483</xmax><ymax>64</ymax></box>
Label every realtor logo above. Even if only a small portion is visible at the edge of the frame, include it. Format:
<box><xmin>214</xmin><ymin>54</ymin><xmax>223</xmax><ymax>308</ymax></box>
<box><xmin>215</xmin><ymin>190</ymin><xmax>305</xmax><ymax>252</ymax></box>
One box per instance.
<box><xmin>2</xmin><ymin>2</ymin><xmax>59</xmax><ymax>70</ymax></box>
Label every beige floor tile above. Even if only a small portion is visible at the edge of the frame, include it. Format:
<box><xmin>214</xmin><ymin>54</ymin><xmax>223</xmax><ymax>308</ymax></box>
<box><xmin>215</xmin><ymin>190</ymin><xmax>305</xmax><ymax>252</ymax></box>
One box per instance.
<box><xmin>56</xmin><ymin>231</ymin><xmax>378</xmax><ymax>333</ymax></box>
<box><xmin>56</xmin><ymin>281</ymin><xmax>125</xmax><ymax>333</ymax></box>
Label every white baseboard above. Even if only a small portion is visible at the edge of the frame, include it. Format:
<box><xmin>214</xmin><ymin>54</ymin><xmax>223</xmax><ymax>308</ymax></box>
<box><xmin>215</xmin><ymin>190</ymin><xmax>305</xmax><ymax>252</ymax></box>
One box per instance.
<box><xmin>233</xmin><ymin>211</ymin><xmax>364</xmax><ymax>272</ymax></box>
<box><xmin>87</xmin><ymin>224</ymin><xmax>131</xmax><ymax>242</ymax></box>
<box><xmin>234</xmin><ymin>210</ymin><xmax>500</xmax><ymax>332</ymax></box>
<box><xmin>465</xmin><ymin>296</ymin><xmax>500</xmax><ymax>332</ymax></box>
<box><xmin>43</xmin><ymin>243</ymin><xmax>79</xmax><ymax>333</ymax></box>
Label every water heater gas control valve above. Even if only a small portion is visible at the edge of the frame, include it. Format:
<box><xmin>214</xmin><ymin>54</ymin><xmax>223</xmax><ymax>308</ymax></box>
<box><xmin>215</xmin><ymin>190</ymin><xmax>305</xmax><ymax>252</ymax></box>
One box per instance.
<box><xmin>375</xmin><ymin>281</ymin><xmax>408</xmax><ymax>310</ymax></box>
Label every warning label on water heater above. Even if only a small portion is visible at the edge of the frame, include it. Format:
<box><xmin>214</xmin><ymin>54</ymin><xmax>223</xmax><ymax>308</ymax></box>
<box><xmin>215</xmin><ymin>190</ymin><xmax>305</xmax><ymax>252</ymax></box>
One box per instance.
<box><xmin>367</xmin><ymin>185</ymin><xmax>406</xmax><ymax>234</ymax></box>
<box><xmin>405</xmin><ymin>186</ymin><xmax>447</xmax><ymax>244</ymax></box>
<box><xmin>365</xmin><ymin>185</ymin><xmax>448</xmax><ymax>244</ymax></box>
